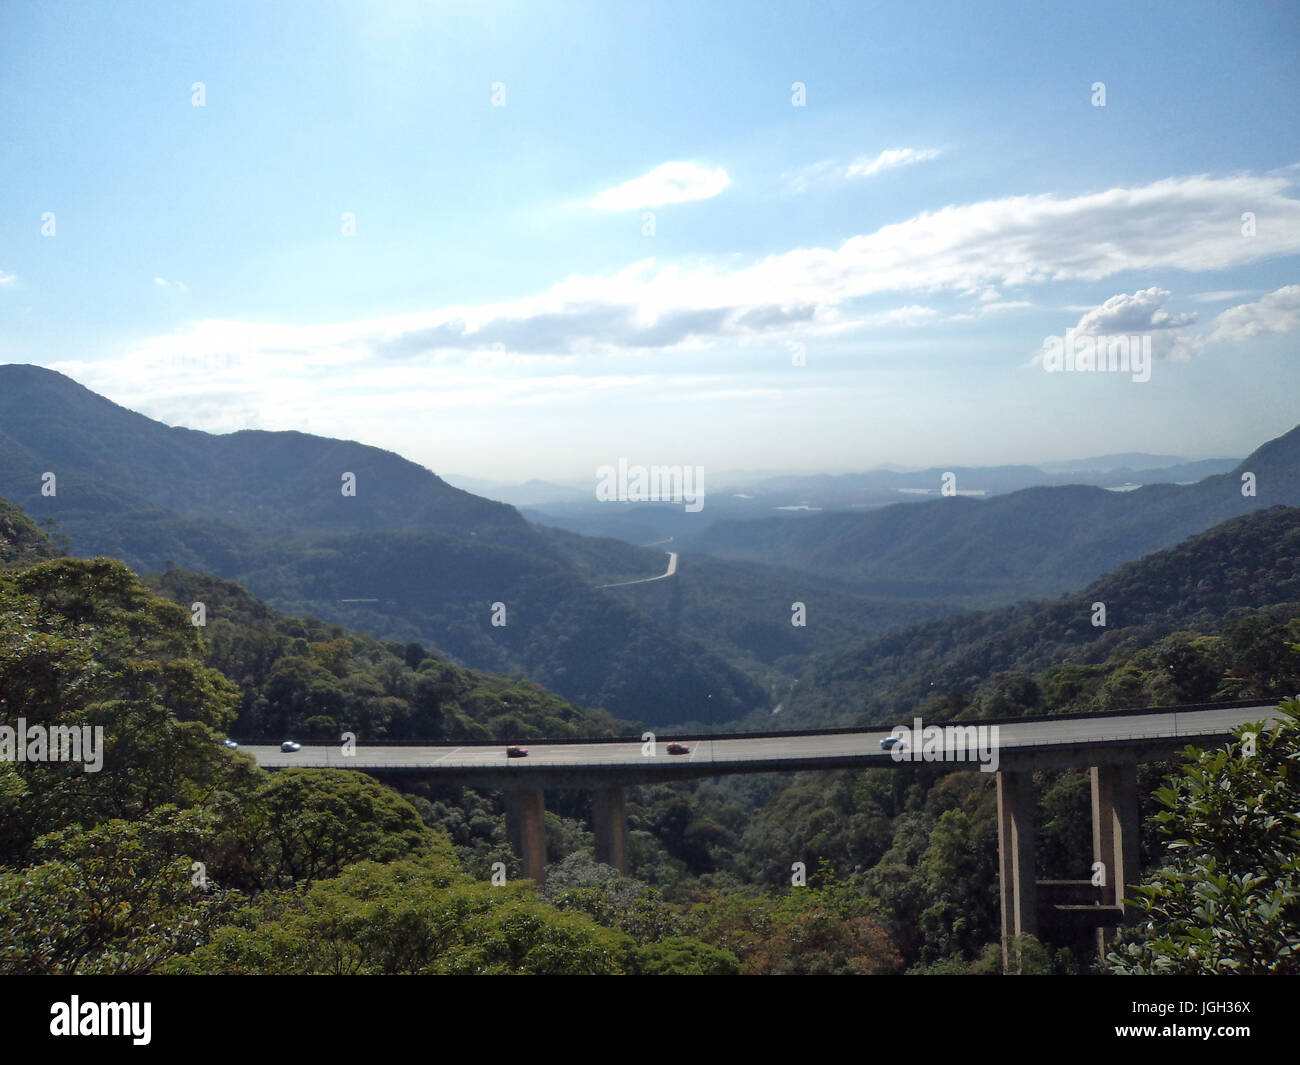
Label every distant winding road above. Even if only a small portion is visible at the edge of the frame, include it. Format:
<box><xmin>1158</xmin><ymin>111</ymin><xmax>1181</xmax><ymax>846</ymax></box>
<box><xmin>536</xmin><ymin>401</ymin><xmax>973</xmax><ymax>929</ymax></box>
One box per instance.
<box><xmin>598</xmin><ymin>542</ymin><xmax>678</xmax><ymax>589</ymax></box>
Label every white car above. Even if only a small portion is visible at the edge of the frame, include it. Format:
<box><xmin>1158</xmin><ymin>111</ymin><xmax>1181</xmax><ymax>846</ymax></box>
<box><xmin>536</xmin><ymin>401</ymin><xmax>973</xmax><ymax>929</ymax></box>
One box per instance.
<box><xmin>223</xmin><ymin>739</ymin><xmax>239</xmax><ymax>749</ymax></box>
<box><xmin>281</xmin><ymin>740</ymin><xmax>302</xmax><ymax>753</ymax></box>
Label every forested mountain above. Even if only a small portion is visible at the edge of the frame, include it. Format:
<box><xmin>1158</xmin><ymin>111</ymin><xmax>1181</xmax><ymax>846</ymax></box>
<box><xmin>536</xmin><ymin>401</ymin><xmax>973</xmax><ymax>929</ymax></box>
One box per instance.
<box><xmin>1</xmin><ymin>504</ymin><xmax>623</xmax><ymax>744</ymax></box>
<box><xmin>6</xmin><ymin>365</ymin><xmax>1295</xmax><ymax>731</ymax></box>
<box><xmin>0</xmin><ymin>367</ymin><xmax>766</xmax><ymax>726</ymax></box>
<box><xmin>682</xmin><ymin>424</ymin><xmax>1300</xmax><ymax>604</ymax></box>
<box><xmin>0</xmin><ymin>364</ymin><xmax>526</xmax><ymax>542</ymax></box>
<box><xmin>782</xmin><ymin>506</ymin><xmax>1300</xmax><ymax>727</ymax></box>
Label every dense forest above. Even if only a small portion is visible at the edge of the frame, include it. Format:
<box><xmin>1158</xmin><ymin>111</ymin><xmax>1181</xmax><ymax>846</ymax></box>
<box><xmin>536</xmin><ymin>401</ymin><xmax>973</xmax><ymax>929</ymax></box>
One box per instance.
<box><xmin>2</xmin><ymin>494</ymin><xmax>1297</xmax><ymax>973</ymax></box>
<box><xmin>143</xmin><ymin>567</ymin><xmax>625</xmax><ymax>744</ymax></box>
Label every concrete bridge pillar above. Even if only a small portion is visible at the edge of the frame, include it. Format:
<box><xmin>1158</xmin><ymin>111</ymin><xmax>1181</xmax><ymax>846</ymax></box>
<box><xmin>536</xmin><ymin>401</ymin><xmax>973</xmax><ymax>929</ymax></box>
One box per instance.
<box><xmin>592</xmin><ymin>786</ymin><xmax>627</xmax><ymax>873</ymax></box>
<box><xmin>505</xmin><ymin>788</ymin><xmax>547</xmax><ymax>883</ymax></box>
<box><xmin>997</xmin><ymin>770</ymin><xmax>1038</xmax><ymax>972</ymax></box>
<box><xmin>1091</xmin><ymin>762</ymin><xmax>1140</xmax><ymax>958</ymax></box>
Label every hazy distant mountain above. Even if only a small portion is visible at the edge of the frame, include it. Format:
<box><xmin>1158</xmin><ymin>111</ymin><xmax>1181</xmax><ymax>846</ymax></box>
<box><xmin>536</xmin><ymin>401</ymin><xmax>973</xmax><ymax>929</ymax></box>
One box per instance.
<box><xmin>1037</xmin><ymin>452</ymin><xmax>1189</xmax><ymax>473</ymax></box>
<box><xmin>519</xmin><ymin>457</ymin><xmax>1242</xmax><ymax>543</ymax></box>
<box><xmin>441</xmin><ymin>475</ymin><xmax>591</xmax><ymax>508</ymax></box>
<box><xmin>4</xmin><ymin>363</ymin><xmax>1286</xmax><ymax>727</ymax></box>
<box><xmin>680</xmin><ymin>423</ymin><xmax>1300</xmax><ymax>605</ymax></box>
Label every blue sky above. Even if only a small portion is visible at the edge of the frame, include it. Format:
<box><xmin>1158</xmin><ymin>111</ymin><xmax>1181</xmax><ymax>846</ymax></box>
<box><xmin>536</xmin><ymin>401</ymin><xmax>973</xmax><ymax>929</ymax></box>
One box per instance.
<box><xmin>2</xmin><ymin>0</ymin><xmax>1298</xmax><ymax>481</ymax></box>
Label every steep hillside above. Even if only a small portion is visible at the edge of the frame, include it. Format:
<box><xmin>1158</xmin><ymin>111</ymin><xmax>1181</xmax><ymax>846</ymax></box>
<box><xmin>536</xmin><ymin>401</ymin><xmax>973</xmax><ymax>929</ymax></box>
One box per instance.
<box><xmin>785</xmin><ymin>506</ymin><xmax>1300</xmax><ymax>726</ymax></box>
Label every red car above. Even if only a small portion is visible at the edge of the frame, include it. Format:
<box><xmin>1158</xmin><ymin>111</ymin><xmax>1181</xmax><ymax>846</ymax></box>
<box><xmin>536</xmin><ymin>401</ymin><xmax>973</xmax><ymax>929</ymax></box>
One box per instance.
<box><xmin>666</xmin><ymin>742</ymin><xmax>690</xmax><ymax>755</ymax></box>
<box><xmin>506</xmin><ymin>745</ymin><xmax>528</xmax><ymax>758</ymax></box>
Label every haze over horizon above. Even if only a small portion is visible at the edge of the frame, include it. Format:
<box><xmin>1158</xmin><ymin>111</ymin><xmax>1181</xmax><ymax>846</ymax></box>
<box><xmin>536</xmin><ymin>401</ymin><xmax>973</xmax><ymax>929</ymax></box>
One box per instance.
<box><xmin>2</xmin><ymin>0</ymin><xmax>1298</xmax><ymax>481</ymax></box>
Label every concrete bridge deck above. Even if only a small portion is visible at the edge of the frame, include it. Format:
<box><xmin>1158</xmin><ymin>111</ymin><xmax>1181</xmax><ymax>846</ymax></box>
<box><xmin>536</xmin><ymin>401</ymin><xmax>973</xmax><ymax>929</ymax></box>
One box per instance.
<box><xmin>242</xmin><ymin>702</ymin><xmax>1280</xmax><ymax>786</ymax></box>
<box><xmin>243</xmin><ymin>700</ymin><xmax>1287</xmax><ymax>971</ymax></box>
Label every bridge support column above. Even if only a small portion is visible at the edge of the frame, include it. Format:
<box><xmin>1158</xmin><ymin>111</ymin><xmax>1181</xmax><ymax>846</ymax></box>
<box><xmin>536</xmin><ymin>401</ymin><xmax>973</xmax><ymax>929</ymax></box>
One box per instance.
<box><xmin>505</xmin><ymin>788</ymin><xmax>547</xmax><ymax>883</ymax></box>
<box><xmin>997</xmin><ymin>770</ymin><xmax>1038</xmax><ymax>972</ymax></box>
<box><xmin>592</xmin><ymin>786</ymin><xmax>627</xmax><ymax>873</ymax></box>
<box><xmin>1091</xmin><ymin>762</ymin><xmax>1140</xmax><ymax>959</ymax></box>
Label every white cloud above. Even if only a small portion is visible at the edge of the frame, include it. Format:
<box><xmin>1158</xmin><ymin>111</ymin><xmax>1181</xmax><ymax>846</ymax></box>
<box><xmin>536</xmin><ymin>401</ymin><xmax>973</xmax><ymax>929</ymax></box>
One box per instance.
<box><xmin>1034</xmin><ymin>284</ymin><xmax>1300</xmax><ymax>366</ymax></box>
<box><xmin>49</xmin><ymin>170</ymin><xmax>1300</xmax><ymax>422</ymax></box>
<box><xmin>154</xmin><ymin>277</ymin><xmax>188</xmax><ymax>292</ymax></box>
<box><xmin>590</xmin><ymin>161</ymin><xmax>730</xmax><ymax>211</ymax></box>
<box><xmin>0</xmin><ymin>270</ymin><xmax>17</xmax><ymax>287</ymax></box>
<box><xmin>1202</xmin><ymin>284</ymin><xmax>1300</xmax><ymax>345</ymax></box>
<box><xmin>786</xmin><ymin>147</ymin><xmax>943</xmax><ymax>192</ymax></box>
<box><xmin>743</xmin><ymin>172</ymin><xmax>1299</xmax><ymax>312</ymax></box>
<box><xmin>1073</xmin><ymin>287</ymin><xmax>1197</xmax><ymax>334</ymax></box>
<box><xmin>854</xmin><ymin>305</ymin><xmax>941</xmax><ymax>327</ymax></box>
<box><xmin>845</xmin><ymin>147</ymin><xmax>943</xmax><ymax>179</ymax></box>
<box><xmin>950</xmin><ymin>300</ymin><xmax>1034</xmax><ymax>321</ymax></box>
<box><xmin>1192</xmin><ymin>289</ymin><xmax>1259</xmax><ymax>303</ymax></box>
<box><xmin>1032</xmin><ymin>287</ymin><xmax>1197</xmax><ymax>364</ymax></box>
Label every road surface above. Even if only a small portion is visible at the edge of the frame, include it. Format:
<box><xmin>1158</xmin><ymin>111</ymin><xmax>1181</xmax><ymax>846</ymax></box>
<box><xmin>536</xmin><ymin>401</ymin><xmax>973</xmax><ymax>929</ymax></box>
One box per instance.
<box><xmin>244</xmin><ymin>703</ymin><xmax>1281</xmax><ymax>777</ymax></box>
<box><xmin>597</xmin><ymin>550</ymin><xmax>678</xmax><ymax>589</ymax></box>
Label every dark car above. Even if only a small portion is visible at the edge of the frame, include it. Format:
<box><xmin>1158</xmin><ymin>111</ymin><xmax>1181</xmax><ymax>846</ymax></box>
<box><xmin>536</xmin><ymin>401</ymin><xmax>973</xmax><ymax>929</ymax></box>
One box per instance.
<box><xmin>506</xmin><ymin>745</ymin><xmax>528</xmax><ymax>758</ymax></box>
<box><xmin>666</xmin><ymin>742</ymin><xmax>690</xmax><ymax>755</ymax></box>
<box><xmin>281</xmin><ymin>740</ymin><xmax>302</xmax><ymax>753</ymax></box>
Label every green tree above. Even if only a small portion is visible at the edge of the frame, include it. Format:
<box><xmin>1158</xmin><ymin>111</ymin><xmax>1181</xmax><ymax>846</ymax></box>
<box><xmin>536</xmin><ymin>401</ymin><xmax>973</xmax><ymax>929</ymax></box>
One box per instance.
<box><xmin>225</xmin><ymin>768</ymin><xmax>449</xmax><ymax>891</ymax></box>
<box><xmin>0</xmin><ymin>809</ymin><xmax>238</xmax><ymax>974</ymax></box>
<box><xmin>638</xmin><ymin>936</ymin><xmax>740</xmax><ymax>975</ymax></box>
<box><xmin>169</xmin><ymin>856</ymin><xmax>636</xmax><ymax>975</ymax></box>
<box><xmin>0</xmin><ymin>558</ymin><xmax>242</xmax><ymax>862</ymax></box>
<box><xmin>1108</xmin><ymin>699</ymin><xmax>1300</xmax><ymax>974</ymax></box>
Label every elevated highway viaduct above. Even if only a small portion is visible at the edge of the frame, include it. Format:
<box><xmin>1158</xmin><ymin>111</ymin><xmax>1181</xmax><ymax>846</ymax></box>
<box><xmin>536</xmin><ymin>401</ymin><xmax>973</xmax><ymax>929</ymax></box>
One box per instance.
<box><xmin>246</xmin><ymin>700</ymin><xmax>1285</xmax><ymax>969</ymax></box>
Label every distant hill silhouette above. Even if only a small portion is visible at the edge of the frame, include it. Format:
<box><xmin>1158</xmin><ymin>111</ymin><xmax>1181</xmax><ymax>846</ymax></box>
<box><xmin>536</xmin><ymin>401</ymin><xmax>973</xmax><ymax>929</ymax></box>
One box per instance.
<box><xmin>683</xmin><ymin>424</ymin><xmax>1300</xmax><ymax>603</ymax></box>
